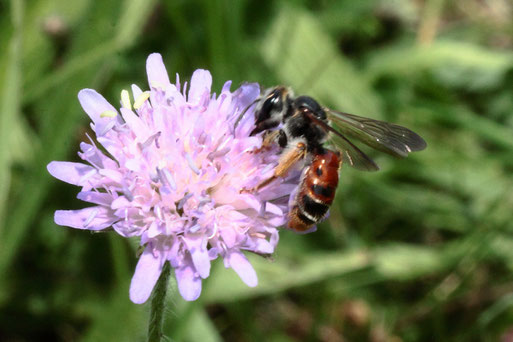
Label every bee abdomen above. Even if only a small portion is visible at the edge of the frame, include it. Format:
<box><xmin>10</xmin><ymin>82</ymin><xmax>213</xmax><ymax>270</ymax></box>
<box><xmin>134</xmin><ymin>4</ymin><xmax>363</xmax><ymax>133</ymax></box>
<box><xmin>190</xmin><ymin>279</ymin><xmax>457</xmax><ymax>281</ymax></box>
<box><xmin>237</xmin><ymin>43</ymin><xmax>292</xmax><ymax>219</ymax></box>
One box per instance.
<box><xmin>287</xmin><ymin>149</ymin><xmax>341</xmax><ymax>232</ymax></box>
<box><xmin>300</xmin><ymin>194</ymin><xmax>330</xmax><ymax>220</ymax></box>
<box><xmin>287</xmin><ymin>195</ymin><xmax>329</xmax><ymax>232</ymax></box>
<box><xmin>288</xmin><ymin>205</ymin><xmax>317</xmax><ymax>232</ymax></box>
<box><xmin>306</xmin><ymin>183</ymin><xmax>336</xmax><ymax>204</ymax></box>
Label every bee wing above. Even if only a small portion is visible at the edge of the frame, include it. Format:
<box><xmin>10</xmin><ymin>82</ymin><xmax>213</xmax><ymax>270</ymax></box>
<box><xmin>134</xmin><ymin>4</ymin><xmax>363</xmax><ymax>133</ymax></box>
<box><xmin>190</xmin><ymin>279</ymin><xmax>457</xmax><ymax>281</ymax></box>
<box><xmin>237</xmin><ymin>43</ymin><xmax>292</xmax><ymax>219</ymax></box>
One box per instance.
<box><xmin>326</xmin><ymin>109</ymin><xmax>427</xmax><ymax>158</ymax></box>
<box><xmin>304</xmin><ymin>112</ymin><xmax>379</xmax><ymax>171</ymax></box>
<box><xmin>329</xmin><ymin>131</ymin><xmax>380</xmax><ymax>171</ymax></box>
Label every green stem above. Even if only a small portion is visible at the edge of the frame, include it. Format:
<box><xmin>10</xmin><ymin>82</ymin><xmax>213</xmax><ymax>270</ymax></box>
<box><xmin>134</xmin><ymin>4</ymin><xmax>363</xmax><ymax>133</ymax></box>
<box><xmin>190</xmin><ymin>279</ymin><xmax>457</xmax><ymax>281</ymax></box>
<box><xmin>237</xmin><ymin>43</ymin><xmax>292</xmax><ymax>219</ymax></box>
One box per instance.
<box><xmin>147</xmin><ymin>262</ymin><xmax>171</xmax><ymax>342</ymax></box>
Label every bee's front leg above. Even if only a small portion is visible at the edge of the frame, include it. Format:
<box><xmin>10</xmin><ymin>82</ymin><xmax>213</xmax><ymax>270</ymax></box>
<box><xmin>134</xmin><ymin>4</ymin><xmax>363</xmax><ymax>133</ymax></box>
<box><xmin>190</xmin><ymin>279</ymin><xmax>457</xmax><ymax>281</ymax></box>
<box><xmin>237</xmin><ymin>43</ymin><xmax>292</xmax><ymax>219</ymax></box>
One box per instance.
<box><xmin>249</xmin><ymin>130</ymin><xmax>280</xmax><ymax>154</ymax></box>
<box><xmin>241</xmin><ymin>141</ymin><xmax>306</xmax><ymax>193</ymax></box>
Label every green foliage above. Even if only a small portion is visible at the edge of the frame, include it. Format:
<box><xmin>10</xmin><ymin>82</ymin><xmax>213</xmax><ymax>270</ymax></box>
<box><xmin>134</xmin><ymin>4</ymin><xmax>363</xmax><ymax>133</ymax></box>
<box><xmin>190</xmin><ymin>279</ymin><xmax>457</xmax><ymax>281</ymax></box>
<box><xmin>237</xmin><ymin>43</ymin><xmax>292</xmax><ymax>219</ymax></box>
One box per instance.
<box><xmin>1</xmin><ymin>0</ymin><xmax>513</xmax><ymax>341</ymax></box>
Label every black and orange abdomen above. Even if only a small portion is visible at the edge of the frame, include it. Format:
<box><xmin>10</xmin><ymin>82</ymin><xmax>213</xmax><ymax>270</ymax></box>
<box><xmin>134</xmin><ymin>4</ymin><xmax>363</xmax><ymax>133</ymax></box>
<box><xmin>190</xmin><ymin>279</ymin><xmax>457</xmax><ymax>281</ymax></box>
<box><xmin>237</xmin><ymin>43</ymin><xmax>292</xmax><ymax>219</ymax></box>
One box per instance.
<box><xmin>288</xmin><ymin>149</ymin><xmax>342</xmax><ymax>232</ymax></box>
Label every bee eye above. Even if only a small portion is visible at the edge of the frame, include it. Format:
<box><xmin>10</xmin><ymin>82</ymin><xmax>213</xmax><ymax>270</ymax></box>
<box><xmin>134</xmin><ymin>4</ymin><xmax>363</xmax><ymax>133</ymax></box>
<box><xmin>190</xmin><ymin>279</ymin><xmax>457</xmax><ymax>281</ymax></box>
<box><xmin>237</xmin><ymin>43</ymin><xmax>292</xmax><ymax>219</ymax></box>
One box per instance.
<box><xmin>262</xmin><ymin>94</ymin><xmax>282</xmax><ymax>114</ymax></box>
<box><xmin>314</xmin><ymin>109</ymin><xmax>327</xmax><ymax>120</ymax></box>
<box><xmin>254</xmin><ymin>91</ymin><xmax>284</xmax><ymax>126</ymax></box>
<box><xmin>295</xmin><ymin>96</ymin><xmax>327</xmax><ymax>120</ymax></box>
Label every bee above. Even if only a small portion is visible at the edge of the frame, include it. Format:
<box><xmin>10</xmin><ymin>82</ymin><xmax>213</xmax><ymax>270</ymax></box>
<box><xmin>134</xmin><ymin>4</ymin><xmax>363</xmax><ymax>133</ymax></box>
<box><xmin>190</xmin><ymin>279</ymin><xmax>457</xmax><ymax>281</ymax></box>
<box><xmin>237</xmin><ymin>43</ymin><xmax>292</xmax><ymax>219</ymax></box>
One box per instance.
<box><xmin>244</xmin><ymin>86</ymin><xmax>427</xmax><ymax>233</ymax></box>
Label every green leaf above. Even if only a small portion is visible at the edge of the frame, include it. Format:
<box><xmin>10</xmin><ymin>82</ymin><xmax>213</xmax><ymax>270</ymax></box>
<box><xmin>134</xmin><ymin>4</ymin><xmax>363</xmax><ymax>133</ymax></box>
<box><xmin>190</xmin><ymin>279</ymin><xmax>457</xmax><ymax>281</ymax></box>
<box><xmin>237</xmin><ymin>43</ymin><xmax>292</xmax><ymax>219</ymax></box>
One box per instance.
<box><xmin>0</xmin><ymin>0</ymin><xmax>24</xmax><ymax>250</ymax></box>
<box><xmin>366</xmin><ymin>40</ymin><xmax>513</xmax><ymax>90</ymax></box>
<box><xmin>261</xmin><ymin>4</ymin><xmax>382</xmax><ymax>117</ymax></box>
<box><xmin>0</xmin><ymin>0</ymin><xmax>157</xmax><ymax>301</ymax></box>
<box><xmin>203</xmin><ymin>250</ymin><xmax>369</xmax><ymax>303</ymax></box>
<box><xmin>184</xmin><ymin>309</ymin><xmax>223</xmax><ymax>342</ymax></box>
<box><xmin>80</xmin><ymin>236</ymin><xmax>145</xmax><ymax>342</ymax></box>
<box><xmin>373</xmin><ymin>244</ymin><xmax>445</xmax><ymax>280</ymax></box>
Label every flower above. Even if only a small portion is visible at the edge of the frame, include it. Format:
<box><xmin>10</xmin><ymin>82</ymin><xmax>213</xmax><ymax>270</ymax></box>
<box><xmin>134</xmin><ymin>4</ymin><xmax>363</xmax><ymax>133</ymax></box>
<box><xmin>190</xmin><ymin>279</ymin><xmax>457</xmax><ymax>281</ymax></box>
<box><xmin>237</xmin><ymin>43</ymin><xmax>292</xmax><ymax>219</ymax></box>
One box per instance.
<box><xmin>47</xmin><ymin>53</ymin><xmax>301</xmax><ymax>303</ymax></box>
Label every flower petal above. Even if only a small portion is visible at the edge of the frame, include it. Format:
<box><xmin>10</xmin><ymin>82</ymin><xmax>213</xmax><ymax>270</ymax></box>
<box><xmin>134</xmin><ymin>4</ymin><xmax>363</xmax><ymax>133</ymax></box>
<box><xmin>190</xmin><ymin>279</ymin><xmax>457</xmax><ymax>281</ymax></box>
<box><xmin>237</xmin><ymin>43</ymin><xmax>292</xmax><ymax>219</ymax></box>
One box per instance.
<box><xmin>225</xmin><ymin>252</ymin><xmax>257</xmax><ymax>287</ymax></box>
<box><xmin>175</xmin><ymin>265</ymin><xmax>202</xmax><ymax>301</ymax></box>
<box><xmin>78</xmin><ymin>89</ymin><xmax>120</xmax><ymax>136</ymax></box>
<box><xmin>47</xmin><ymin>161</ymin><xmax>97</xmax><ymax>186</ymax></box>
<box><xmin>184</xmin><ymin>235</ymin><xmax>210</xmax><ymax>279</ymax></box>
<box><xmin>79</xmin><ymin>142</ymin><xmax>117</xmax><ymax>170</ymax></box>
<box><xmin>129</xmin><ymin>248</ymin><xmax>165</xmax><ymax>304</ymax></box>
<box><xmin>76</xmin><ymin>191</ymin><xmax>112</xmax><ymax>206</ymax></box>
<box><xmin>251</xmin><ymin>238</ymin><xmax>275</xmax><ymax>254</ymax></box>
<box><xmin>221</xmin><ymin>80</ymin><xmax>232</xmax><ymax>93</ymax></box>
<box><xmin>146</xmin><ymin>53</ymin><xmax>170</xmax><ymax>89</ymax></box>
<box><xmin>54</xmin><ymin>207</ymin><xmax>117</xmax><ymax>230</ymax></box>
<box><xmin>234</xmin><ymin>82</ymin><xmax>260</xmax><ymax>109</ymax></box>
<box><xmin>188</xmin><ymin>69</ymin><xmax>212</xmax><ymax>105</ymax></box>
<box><xmin>131</xmin><ymin>84</ymin><xmax>143</xmax><ymax>100</ymax></box>
<box><xmin>120</xmin><ymin>107</ymin><xmax>149</xmax><ymax>138</ymax></box>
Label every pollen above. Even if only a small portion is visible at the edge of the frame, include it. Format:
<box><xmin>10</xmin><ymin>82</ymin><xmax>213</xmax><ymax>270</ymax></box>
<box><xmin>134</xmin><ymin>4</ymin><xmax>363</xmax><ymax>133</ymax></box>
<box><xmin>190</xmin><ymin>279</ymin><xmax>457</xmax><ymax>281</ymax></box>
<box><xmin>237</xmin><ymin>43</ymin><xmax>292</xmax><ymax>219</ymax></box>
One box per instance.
<box><xmin>121</xmin><ymin>89</ymin><xmax>132</xmax><ymax>109</ymax></box>
<box><xmin>100</xmin><ymin>110</ymin><xmax>118</xmax><ymax>118</ymax></box>
<box><xmin>133</xmin><ymin>91</ymin><xmax>150</xmax><ymax>109</ymax></box>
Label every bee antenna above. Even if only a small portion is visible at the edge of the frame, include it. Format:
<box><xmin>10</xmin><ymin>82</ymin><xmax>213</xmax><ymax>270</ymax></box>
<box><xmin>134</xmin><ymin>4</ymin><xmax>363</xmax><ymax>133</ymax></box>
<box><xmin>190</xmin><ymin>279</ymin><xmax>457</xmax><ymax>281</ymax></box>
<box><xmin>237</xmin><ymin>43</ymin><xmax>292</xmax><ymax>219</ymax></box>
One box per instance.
<box><xmin>233</xmin><ymin>98</ymin><xmax>259</xmax><ymax>129</ymax></box>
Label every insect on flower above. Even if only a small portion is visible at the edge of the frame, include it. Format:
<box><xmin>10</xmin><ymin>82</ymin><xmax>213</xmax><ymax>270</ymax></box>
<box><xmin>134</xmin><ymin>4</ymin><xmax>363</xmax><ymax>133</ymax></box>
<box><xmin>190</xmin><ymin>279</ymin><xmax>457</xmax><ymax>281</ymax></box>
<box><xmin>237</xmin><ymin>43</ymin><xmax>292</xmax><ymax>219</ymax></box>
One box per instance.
<box><xmin>242</xmin><ymin>86</ymin><xmax>427</xmax><ymax>233</ymax></box>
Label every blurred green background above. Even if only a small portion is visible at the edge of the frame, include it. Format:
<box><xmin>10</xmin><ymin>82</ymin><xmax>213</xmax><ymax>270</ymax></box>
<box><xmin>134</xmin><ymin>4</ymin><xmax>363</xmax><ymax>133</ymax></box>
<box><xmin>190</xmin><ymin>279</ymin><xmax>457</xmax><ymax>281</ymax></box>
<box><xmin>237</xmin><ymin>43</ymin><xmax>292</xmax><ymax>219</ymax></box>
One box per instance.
<box><xmin>1</xmin><ymin>0</ymin><xmax>513</xmax><ymax>341</ymax></box>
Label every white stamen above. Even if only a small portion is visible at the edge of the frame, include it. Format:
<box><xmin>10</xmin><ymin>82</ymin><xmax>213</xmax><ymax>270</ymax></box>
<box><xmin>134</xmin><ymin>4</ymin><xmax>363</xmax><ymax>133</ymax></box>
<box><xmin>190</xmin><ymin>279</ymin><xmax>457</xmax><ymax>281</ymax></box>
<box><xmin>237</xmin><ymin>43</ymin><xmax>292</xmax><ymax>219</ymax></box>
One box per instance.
<box><xmin>175</xmin><ymin>73</ymin><xmax>180</xmax><ymax>89</ymax></box>
<box><xmin>100</xmin><ymin>110</ymin><xmax>117</xmax><ymax>118</ymax></box>
<box><xmin>140</xmin><ymin>132</ymin><xmax>161</xmax><ymax>151</ymax></box>
<box><xmin>133</xmin><ymin>91</ymin><xmax>150</xmax><ymax>109</ymax></box>
<box><xmin>99</xmin><ymin>120</ymin><xmax>117</xmax><ymax>135</ymax></box>
<box><xmin>155</xmin><ymin>133</ymin><xmax>161</xmax><ymax>149</ymax></box>
<box><xmin>219</xmin><ymin>241</ymin><xmax>228</xmax><ymax>252</ymax></box>
<box><xmin>123</xmin><ymin>184</ymin><xmax>134</xmax><ymax>201</ymax></box>
<box><xmin>150</xmin><ymin>169</ymin><xmax>159</xmax><ymax>182</ymax></box>
<box><xmin>207</xmin><ymin>147</ymin><xmax>230</xmax><ymax>160</ymax></box>
<box><xmin>216</xmin><ymin>136</ymin><xmax>233</xmax><ymax>151</ymax></box>
<box><xmin>162</xmin><ymin>168</ymin><xmax>176</xmax><ymax>191</ymax></box>
<box><xmin>155</xmin><ymin>205</ymin><xmax>163</xmax><ymax>221</ymax></box>
<box><xmin>177</xmin><ymin>193</ymin><xmax>193</xmax><ymax>210</ymax></box>
<box><xmin>185</xmin><ymin>153</ymin><xmax>200</xmax><ymax>175</ymax></box>
<box><xmin>183</xmin><ymin>81</ymin><xmax>188</xmax><ymax>96</ymax></box>
<box><xmin>189</xmin><ymin>224</ymin><xmax>201</xmax><ymax>233</ymax></box>
<box><xmin>259</xmin><ymin>201</ymin><xmax>267</xmax><ymax>217</ymax></box>
<box><xmin>197</xmin><ymin>198</ymin><xmax>211</xmax><ymax>208</ymax></box>
<box><xmin>207</xmin><ymin>221</ymin><xmax>219</xmax><ymax>239</ymax></box>
<box><xmin>121</xmin><ymin>89</ymin><xmax>132</xmax><ymax>109</ymax></box>
<box><xmin>83</xmin><ymin>208</ymin><xmax>99</xmax><ymax>228</ymax></box>
<box><xmin>250</xmin><ymin>232</ymin><xmax>267</xmax><ymax>239</ymax></box>
<box><xmin>198</xmin><ymin>132</ymin><xmax>207</xmax><ymax>145</ymax></box>
<box><xmin>79</xmin><ymin>169</ymin><xmax>97</xmax><ymax>184</ymax></box>
<box><xmin>157</xmin><ymin>167</ymin><xmax>176</xmax><ymax>191</ymax></box>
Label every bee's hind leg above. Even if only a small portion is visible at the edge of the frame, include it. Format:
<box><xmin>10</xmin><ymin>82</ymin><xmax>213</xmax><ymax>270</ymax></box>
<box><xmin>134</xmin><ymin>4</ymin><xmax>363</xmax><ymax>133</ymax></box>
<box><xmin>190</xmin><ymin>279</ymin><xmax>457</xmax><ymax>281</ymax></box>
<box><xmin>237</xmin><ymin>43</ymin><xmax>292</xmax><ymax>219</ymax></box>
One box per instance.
<box><xmin>241</xmin><ymin>141</ymin><xmax>306</xmax><ymax>193</ymax></box>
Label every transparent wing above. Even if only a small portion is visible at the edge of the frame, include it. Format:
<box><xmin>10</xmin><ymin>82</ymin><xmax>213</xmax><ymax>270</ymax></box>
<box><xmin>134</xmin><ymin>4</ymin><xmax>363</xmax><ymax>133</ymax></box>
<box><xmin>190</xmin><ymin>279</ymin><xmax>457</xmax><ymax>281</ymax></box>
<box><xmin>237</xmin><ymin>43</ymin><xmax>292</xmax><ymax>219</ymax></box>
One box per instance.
<box><xmin>327</xmin><ymin>109</ymin><xmax>427</xmax><ymax>158</ymax></box>
<box><xmin>304</xmin><ymin>112</ymin><xmax>379</xmax><ymax>171</ymax></box>
<box><xmin>329</xmin><ymin>132</ymin><xmax>380</xmax><ymax>171</ymax></box>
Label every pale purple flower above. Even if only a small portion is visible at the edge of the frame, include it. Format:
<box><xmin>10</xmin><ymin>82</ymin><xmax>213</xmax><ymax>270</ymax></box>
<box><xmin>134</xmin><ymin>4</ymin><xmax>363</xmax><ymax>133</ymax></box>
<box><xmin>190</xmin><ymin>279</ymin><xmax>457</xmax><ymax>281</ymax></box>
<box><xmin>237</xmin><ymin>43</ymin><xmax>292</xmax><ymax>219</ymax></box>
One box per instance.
<box><xmin>47</xmin><ymin>53</ymin><xmax>301</xmax><ymax>303</ymax></box>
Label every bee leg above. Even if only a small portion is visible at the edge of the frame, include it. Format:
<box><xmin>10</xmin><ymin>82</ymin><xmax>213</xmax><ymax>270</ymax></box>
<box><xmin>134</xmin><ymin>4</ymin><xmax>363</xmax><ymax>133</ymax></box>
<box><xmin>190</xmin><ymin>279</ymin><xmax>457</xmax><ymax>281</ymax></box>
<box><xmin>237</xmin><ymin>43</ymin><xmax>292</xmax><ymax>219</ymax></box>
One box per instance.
<box><xmin>263</xmin><ymin>130</ymin><xmax>280</xmax><ymax>148</ymax></box>
<box><xmin>242</xmin><ymin>142</ymin><xmax>306</xmax><ymax>193</ymax></box>
<box><xmin>250</xmin><ymin>130</ymin><xmax>280</xmax><ymax>154</ymax></box>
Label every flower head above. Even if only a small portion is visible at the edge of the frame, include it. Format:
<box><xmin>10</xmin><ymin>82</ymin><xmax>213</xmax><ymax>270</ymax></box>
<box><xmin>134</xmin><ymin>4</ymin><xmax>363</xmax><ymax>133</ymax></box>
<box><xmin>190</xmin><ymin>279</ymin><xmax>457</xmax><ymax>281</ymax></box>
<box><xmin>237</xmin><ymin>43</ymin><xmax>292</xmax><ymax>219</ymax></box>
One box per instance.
<box><xmin>47</xmin><ymin>53</ymin><xmax>300</xmax><ymax>303</ymax></box>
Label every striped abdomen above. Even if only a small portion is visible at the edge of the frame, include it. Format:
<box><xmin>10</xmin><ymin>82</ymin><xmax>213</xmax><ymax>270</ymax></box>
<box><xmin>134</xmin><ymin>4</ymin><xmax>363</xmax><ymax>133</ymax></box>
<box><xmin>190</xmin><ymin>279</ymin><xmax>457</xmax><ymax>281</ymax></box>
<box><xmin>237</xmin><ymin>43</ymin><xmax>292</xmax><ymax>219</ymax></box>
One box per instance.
<box><xmin>288</xmin><ymin>149</ymin><xmax>342</xmax><ymax>232</ymax></box>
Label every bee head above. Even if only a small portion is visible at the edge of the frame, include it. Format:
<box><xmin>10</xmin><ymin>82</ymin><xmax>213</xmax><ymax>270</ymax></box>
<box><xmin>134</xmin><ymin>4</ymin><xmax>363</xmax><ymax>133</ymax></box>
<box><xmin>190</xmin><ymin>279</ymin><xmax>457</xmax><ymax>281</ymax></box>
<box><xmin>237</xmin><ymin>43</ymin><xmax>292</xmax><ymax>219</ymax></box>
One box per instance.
<box><xmin>294</xmin><ymin>96</ymin><xmax>327</xmax><ymax>121</ymax></box>
<box><xmin>250</xmin><ymin>86</ymin><xmax>291</xmax><ymax>135</ymax></box>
